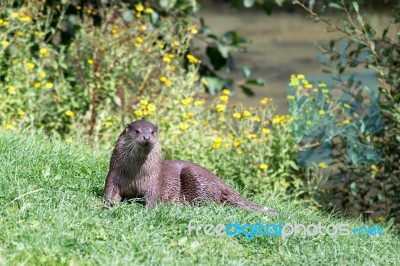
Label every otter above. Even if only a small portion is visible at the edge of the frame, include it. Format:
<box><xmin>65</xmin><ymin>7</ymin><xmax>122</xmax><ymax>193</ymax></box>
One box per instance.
<box><xmin>103</xmin><ymin>120</ymin><xmax>274</xmax><ymax>213</ymax></box>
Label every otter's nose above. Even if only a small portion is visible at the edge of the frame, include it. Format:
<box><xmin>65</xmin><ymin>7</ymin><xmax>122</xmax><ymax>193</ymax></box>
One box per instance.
<box><xmin>143</xmin><ymin>135</ymin><xmax>151</xmax><ymax>141</ymax></box>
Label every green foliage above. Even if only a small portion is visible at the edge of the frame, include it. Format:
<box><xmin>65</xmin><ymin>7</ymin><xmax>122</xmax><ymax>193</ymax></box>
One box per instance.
<box><xmin>295</xmin><ymin>0</ymin><xmax>400</xmax><ymax>224</ymax></box>
<box><xmin>1</xmin><ymin>131</ymin><xmax>399</xmax><ymax>265</ymax></box>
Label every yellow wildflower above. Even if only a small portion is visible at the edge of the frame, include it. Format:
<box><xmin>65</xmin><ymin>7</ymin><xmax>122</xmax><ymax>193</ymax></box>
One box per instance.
<box><xmin>297</xmin><ymin>74</ymin><xmax>305</xmax><ymax>79</ymax></box>
<box><xmin>66</xmin><ymin>137</ymin><xmax>73</xmax><ymax>144</ymax></box>
<box><xmin>172</xmin><ymin>41</ymin><xmax>180</xmax><ymax>47</ymax></box>
<box><xmin>243</xmin><ymin>110</ymin><xmax>251</xmax><ymax>117</ymax></box>
<box><xmin>27</xmin><ymin>62</ymin><xmax>35</xmax><ymax>70</ymax></box>
<box><xmin>3</xmin><ymin>124</ymin><xmax>14</xmax><ymax>130</ymax></box>
<box><xmin>135</xmin><ymin>4</ymin><xmax>144</xmax><ymax>12</ymax></box>
<box><xmin>306</xmin><ymin>120</ymin><xmax>312</xmax><ymax>125</ymax></box>
<box><xmin>233</xmin><ymin>140</ymin><xmax>242</xmax><ymax>147</ymax></box>
<box><xmin>233</xmin><ymin>113</ymin><xmax>241</xmax><ymax>119</ymax></box>
<box><xmin>134</xmin><ymin>110</ymin><xmax>143</xmax><ymax>116</ymax></box>
<box><xmin>343</xmin><ymin>119</ymin><xmax>350</xmax><ymax>125</ymax></box>
<box><xmin>39</xmin><ymin>71</ymin><xmax>46</xmax><ymax>78</ymax></box>
<box><xmin>262</xmin><ymin>128</ymin><xmax>271</xmax><ymax>134</ymax></box>
<box><xmin>222</xmin><ymin>89</ymin><xmax>230</xmax><ymax>95</ymax></box>
<box><xmin>33</xmin><ymin>82</ymin><xmax>41</xmax><ymax>89</ymax></box>
<box><xmin>305</xmin><ymin>84</ymin><xmax>313</xmax><ymax>89</ymax></box>
<box><xmin>163</xmin><ymin>57</ymin><xmax>171</xmax><ymax>63</ymax></box>
<box><xmin>7</xmin><ymin>86</ymin><xmax>15</xmax><ymax>94</ymax></box>
<box><xmin>40</xmin><ymin>48</ymin><xmax>48</xmax><ymax>55</ymax></box>
<box><xmin>319</xmin><ymin>83</ymin><xmax>327</xmax><ymax>87</ymax></box>
<box><xmin>105</xmin><ymin>121</ymin><xmax>113</xmax><ymax>128</ymax></box>
<box><xmin>237</xmin><ymin>150</ymin><xmax>243</xmax><ymax>155</ymax></box>
<box><xmin>65</xmin><ymin>110</ymin><xmax>74</xmax><ymax>118</ymax></box>
<box><xmin>2</xmin><ymin>40</ymin><xmax>10</xmax><ymax>47</ymax></box>
<box><xmin>219</xmin><ymin>95</ymin><xmax>228</xmax><ymax>103</ymax></box>
<box><xmin>190</xmin><ymin>27</ymin><xmax>198</xmax><ymax>34</ymax></box>
<box><xmin>159</xmin><ymin>76</ymin><xmax>171</xmax><ymax>87</ymax></box>
<box><xmin>136</xmin><ymin>37</ymin><xmax>144</xmax><ymax>43</ymax></box>
<box><xmin>187</xmin><ymin>54</ymin><xmax>199</xmax><ymax>63</ymax></box>
<box><xmin>144</xmin><ymin>7</ymin><xmax>153</xmax><ymax>13</ymax></box>
<box><xmin>319</xmin><ymin>110</ymin><xmax>326</xmax><ymax>115</ymax></box>
<box><xmin>181</xmin><ymin>97</ymin><xmax>193</xmax><ymax>105</ymax></box>
<box><xmin>45</xmin><ymin>82</ymin><xmax>53</xmax><ymax>89</ymax></box>
<box><xmin>287</xmin><ymin>95</ymin><xmax>295</xmax><ymax>101</ymax></box>
<box><xmin>318</xmin><ymin>162</ymin><xmax>328</xmax><ymax>169</ymax></box>
<box><xmin>18</xmin><ymin>109</ymin><xmax>25</xmax><ymax>116</ymax></box>
<box><xmin>140</xmin><ymin>99</ymin><xmax>148</xmax><ymax>105</ymax></box>
<box><xmin>179</xmin><ymin>123</ymin><xmax>189</xmax><ymax>130</ymax></box>
<box><xmin>216</xmin><ymin>104</ymin><xmax>225</xmax><ymax>112</ymax></box>
<box><xmin>87</xmin><ymin>59</ymin><xmax>94</xmax><ymax>65</ymax></box>
<box><xmin>147</xmin><ymin>104</ymin><xmax>156</xmax><ymax>112</ymax></box>
<box><xmin>344</xmin><ymin>103</ymin><xmax>351</xmax><ymax>109</ymax></box>
<box><xmin>259</xmin><ymin>164</ymin><xmax>268</xmax><ymax>170</ymax></box>
<box><xmin>194</xmin><ymin>100</ymin><xmax>204</xmax><ymax>106</ymax></box>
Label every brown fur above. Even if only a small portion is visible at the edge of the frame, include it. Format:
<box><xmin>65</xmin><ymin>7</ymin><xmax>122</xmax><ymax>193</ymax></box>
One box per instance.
<box><xmin>103</xmin><ymin>120</ymin><xmax>274</xmax><ymax>213</ymax></box>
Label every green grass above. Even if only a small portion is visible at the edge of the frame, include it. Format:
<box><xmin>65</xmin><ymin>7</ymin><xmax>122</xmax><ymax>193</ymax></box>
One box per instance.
<box><xmin>0</xmin><ymin>131</ymin><xmax>399</xmax><ymax>265</ymax></box>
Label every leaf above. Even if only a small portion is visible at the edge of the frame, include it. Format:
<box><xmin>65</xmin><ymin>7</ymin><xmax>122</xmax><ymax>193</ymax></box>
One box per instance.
<box><xmin>352</xmin><ymin>1</ymin><xmax>359</xmax><ymax>12</ymax></box>
<box><xmin>328</xmin><ymin>2</ymin><xmax>343</xmax><ymax>10</ymax></box>
<box><xmin>206</xmin><ymin>46</ymin><xmax>227</xmax><ymax>71</ymax></box>
<box><xmin>241</xmin><ymin>65</ymin><xmax>251</xmax><ymax>78</ymax></box>
<box><xmin>202</xmin><ymin>76</ymin><xmax>225</xmax><ymax>95</ymax></box>
<box><xmin>122</xmin><ymin>10</ymin><xmax>133</xmax><ymax>22</ymax></box>
<box><xmin>243</xmin><ymin>0</ymin><xmax>255</xmax><ymax>8</ymax></box>
<box><xmin>246</xmin><ymin>78</ymin><xmax>265</xmax><ymax>86</ymax></box>
<box><xmin>239</xmin><ymin>85</ymin><xmax>255</xmax><ymax>96</ymax></box>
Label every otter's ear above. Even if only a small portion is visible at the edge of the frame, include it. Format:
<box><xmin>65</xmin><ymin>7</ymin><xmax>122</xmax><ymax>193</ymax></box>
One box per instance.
<box><xmin>125</xmin><ymin>124</ymin><xmax>131</xmax><ymax>131</ymax></box>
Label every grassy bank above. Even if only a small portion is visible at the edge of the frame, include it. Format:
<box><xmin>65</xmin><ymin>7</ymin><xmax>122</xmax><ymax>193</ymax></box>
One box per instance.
<box><xmin>0</xmin><ymin>131</ymin><xmax>399</xmax><ymax>265</ymax></box>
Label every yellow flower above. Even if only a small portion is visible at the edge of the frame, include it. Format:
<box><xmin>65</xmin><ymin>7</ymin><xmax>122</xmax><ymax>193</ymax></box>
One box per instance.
<box><xmin>219</xmin><ymin>95</ymin><xmax>228</xmax><ymax>103</ymax></box>
<box><xmin>287</xmin><ymin>95</ymin><xmax>295</xmax><ymax>101</ymax></box>
<box><xmin>65</xmin><ymin>110</ymin><xmax>74</xmax><ymax>118</ymax></box>
<box><xmin>39</xmin><ymin>71</ymin><xmax>46</xmax><ymax>78</ymax></box>
<box><xmin>222</xmin><ymin>89</ymin><xmax>230</xmax><ymax>95</ymax></box>
<box><xmin>140</xmin><ymin>99</ymin><xmax>148</xmax><ymax>105</ymax></box>
<box><xmin>214</xmin><ymin>137</ymin><xmax>222</xmax><ymax>143</ymax></box>
<box><xmin>186</xmin><ymin>54</ymin><xmax>199</xmax><ymax>63</ymax></box>
<box><xmin>40</xmin><ymin>48</ymin><xmax>48</xmax><ymax>55</ymax></box>
<box><xmin>194</xmin><ymin>100</ymin><xmax>204</xmax><ymax>106</ymax></box>
<box><xmin>33</xmin><ymin>82</ymin><xmax>41</xmax><ymax>89</ymax></box>
<box><xmin>213</xmin><ymin>142</ymin><xmax>221</xmax><ymax>149</ymax></box>
<box><xmin>159</xmin><ymin>76</ymin><xmax>171</xmax><ymax>87</ymax></box>
<box><xmin>218</xmin><ymin>116</ymin><xmax>226</xmax><ymax>122</ymax></box>
<box><xmin>45</xmin><ymin>82</ymin><xmax>53</xmax><ymax>89</ymax></box>
<box><xmin>147</xmin><ymin>104</ymin><xmax>156</xmax><ymax>112</ymax></box>
<box><xmin>163</xmin><ymin>57</ymin><xmax>171</xmax><ymax>63</ymax></box>
<box><xmin>144</xmin><ymin>7</ymin><xmax>153</xmax><ymax>13</ymax></box>
<box><xmin>7</xmin><ymin>86</ymin><xmax>15</xmax><ymax>94</ymax></box>
<box><xmin>87</xmin><ymin>59</ymin><xmax>94</xmax><ymax>65</ymax></box>
<box><xmin>260</xmin><ymin>98</ymin><xmax>270</xmax><ymax>105</ymax></box>
<box><xmin>190</xmin><ymin>27</ymin><xmax>198</xmax><ymax>34</ymax></box>
<box><xmin>3</xmin><ymin>124</ymin><xmax>14</xmax><ymax>130</ymax></box>
<box><xmin>179</xmin><ymin>123</ymin><xmax>189</xmax><ymax>130</ymax></box>
<box><xmin>322</xmin><ymin>89</ymin><xmax>329</xmax><ymax>94</ymax></box>
<box><xmin>2</xmin><ymin>40</ymin><xmax>10</xmax><ymax>47</ymax></box>
<box><xmin>65</xmin><ymin>137</ymin><xmax>73</xmax><ymax>144</ymax></box>
<box><xmin>343</xmin><ymin>119</ymin><xmax>350</xmax><ymax>124</ymax></box>
<box><xmin>272</xmin><ymin>115</ymin><xmax>281</xmax><ymax>124</ymax></box>
<box><xmin>140</xmin><ymin>25</ymin><xmax>147</xmax><ymax>31</ymax></box>
<box><xmin>259</xmin><ymin>164</ymin><xmax>268</xmax><ymax>170</ymax></box>
<box><xmin>105</xmin><ymin>121</ymin><xmax>113</xmax><ymax>128</ymax></box>
<box><xmin>233</xmin><ymin>113</ymin><xmax>241</xmax><ymax>119</ymax></box>
<box><xmin>319</xmin><ymin>83</ymin><xmax>327</xmax><ymax>87</ymax></box>
<box><xmin>134</xmin><ymin>110</ymin><xmax>143</xmax><ymax>116</ymax></box>
<box><xmin>250</xmin><ymin>116</ymin><xmax>261</xmax><ymax>122</ymax></box>
<box><xmin>233</xmin><ymin>140</ymin><xmax>242</xmax><ymax>147</ymax></box>
<box><xmin>216</xmin><ymin>104</ymin><xmax>225</xmax><ymax>112</ymax></box>
<box><xmin>237</xmin><ymin>150</ymin><xmax>243</xmax><ymax>155</ymax></box>
<box><xmin>18</xmin><ymin>109</ymin><xmax>25</xmax><ymax>116</ymax></box>
<box><xmin>318</xmin><ymin>162</ymin><xmax>328</xmax><ymax>169</ymax></box>
<box><xmin>319</xmin><ymin>110</ymin><xmax>326</xmax><ymax>115</ymax></box>
<box><xmin>27</xmin><ymin>62</ymin><xmax>35</xmax><ymax>70</ymax></box>
<box><xmin>306</xmin><ymin>120</ymin><xmax>312</xmax><ymax>125</ymax></box>
<box><xmin>344</xmin><ymin>103</ymin><xmax>351</xmax><ymax>109</ymax></box>
<box><xmin>136</xmin><ymin>37</ymin><xmax>144</xmax><ymax>43</ymax></box>
<box><xmin>243</xmin><ymin>110</ymin><xmax>251</xmax><ymax>117</ymax></box>
<box><xmin>183</xmin><ymin>112</ymin><xmax>194</xmax><ymax>119</ymax></box>
<box><xmin>304</xmin><ymin>84</ymin><xmax>313</xmax><ymax>89</ymax></box>
<box><xmin>262</xmin><ymin>128</ymin><xmax>270</xmax><ymax>134</ymax></box>
<box><xmin>297</xmin><ymin>74</ymin><xmax>305</xmax><ymax>79</ymax></box>
<box><xmin>247</xmin><ymin>134</ymin><xmax>257</xmax><ymax>139</ymax></box>
<box><xmin>172</xmin><ymin>41</ymin><xmax>180</xmax><ymax>47</ymax></box>
<box><xmin>135</xmin><ymin>4</ymin><xmax>144</xmax><ymax>12</ymax></box>
<box><xmin>181</xmin><ymin>97</ymin><xmax>193</xmax><ymax>105</ymax></box>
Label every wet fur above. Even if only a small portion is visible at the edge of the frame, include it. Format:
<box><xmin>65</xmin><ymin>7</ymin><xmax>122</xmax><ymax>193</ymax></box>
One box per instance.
<box><xmin>104</xmin><ymin>120</ymin><xmax>272</xmax><ymax>213</ymax></box>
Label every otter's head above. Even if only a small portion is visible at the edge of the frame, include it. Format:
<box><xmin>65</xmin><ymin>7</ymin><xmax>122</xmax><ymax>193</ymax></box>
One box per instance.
<box><xmin>123</xmin><ymin>120</ymin><xmax>158</xmax><ymax>149</ymax></box>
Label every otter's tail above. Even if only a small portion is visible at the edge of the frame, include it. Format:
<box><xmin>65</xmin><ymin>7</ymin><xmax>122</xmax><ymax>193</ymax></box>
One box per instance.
<box><xmin>222</xmin><ymin>187</ymin><xmax>275</xmax><ymax>214</ymax></box>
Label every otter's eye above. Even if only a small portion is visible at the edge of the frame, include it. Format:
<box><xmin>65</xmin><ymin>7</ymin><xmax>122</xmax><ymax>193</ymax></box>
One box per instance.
<box><xmin>135</xmin><ymin>130</ymin><xmax>140</xmax><ymax>134</ymax></box>
<box><xmin>151</xmin><ymin>131</ymin><xmax>155</xmax><ymax>135</ymax></box>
